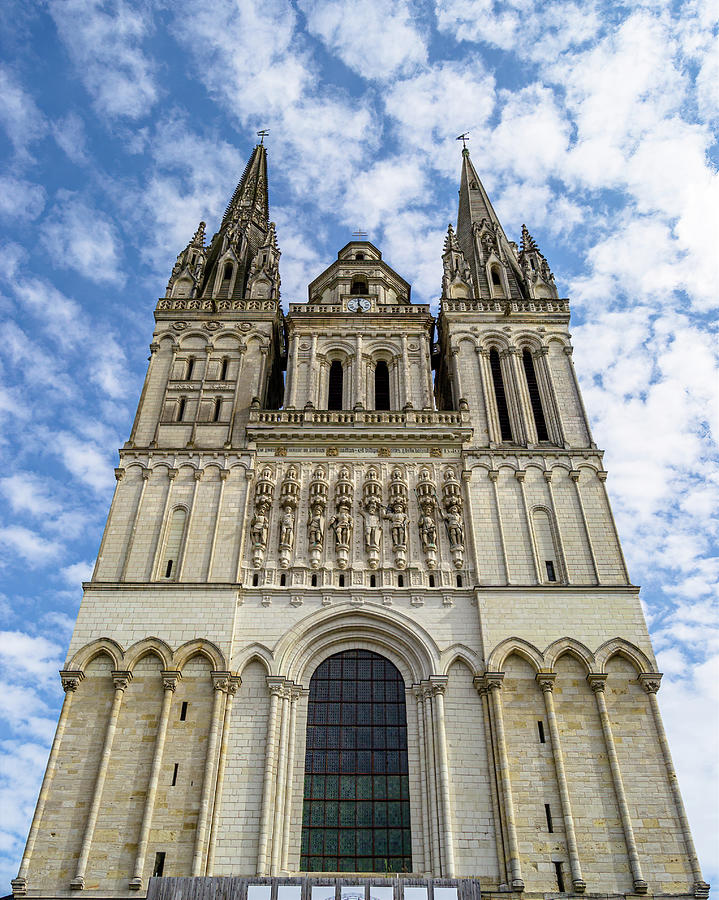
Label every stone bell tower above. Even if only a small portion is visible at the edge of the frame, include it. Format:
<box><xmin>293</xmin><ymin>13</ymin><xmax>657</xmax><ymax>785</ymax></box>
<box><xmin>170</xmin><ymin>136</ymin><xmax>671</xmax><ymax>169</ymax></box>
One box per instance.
<box><xmin>12</xmin><ymin>140</ymin><xmax>708</xmax><ymax>900</ymax></box>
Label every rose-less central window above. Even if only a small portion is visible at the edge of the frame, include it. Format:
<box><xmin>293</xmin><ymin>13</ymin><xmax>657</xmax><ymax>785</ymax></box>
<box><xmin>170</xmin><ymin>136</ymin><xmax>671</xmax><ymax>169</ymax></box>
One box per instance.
<box><xmin>301</xmin><ymin>650</ymin><xmax>412</xmax><ymax>873</ymax></box>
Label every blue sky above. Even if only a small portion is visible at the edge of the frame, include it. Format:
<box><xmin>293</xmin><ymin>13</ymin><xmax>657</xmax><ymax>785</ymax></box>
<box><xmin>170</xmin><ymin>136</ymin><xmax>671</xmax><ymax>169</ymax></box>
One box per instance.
<box><xmin>0</xmin><ymin>0</ymin><xmax>717</xmax><ymax>887</ymax></box>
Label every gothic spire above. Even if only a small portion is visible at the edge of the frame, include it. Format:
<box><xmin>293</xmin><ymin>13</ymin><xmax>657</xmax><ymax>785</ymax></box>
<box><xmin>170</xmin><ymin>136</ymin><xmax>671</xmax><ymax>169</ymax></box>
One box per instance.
<box><xmin>221</xmin><ymin>142</ymin><xmax>269</xmax><ymax>229</ymax></box>
<box><xmin>518</xmin><ymin>223</ymin><xmax>558</xmax><ymax>300</ymax></box>
<box><xmin>453</xmin><ymin>147</ymin><xmax>525</xmax><ymax>301</ymax></box>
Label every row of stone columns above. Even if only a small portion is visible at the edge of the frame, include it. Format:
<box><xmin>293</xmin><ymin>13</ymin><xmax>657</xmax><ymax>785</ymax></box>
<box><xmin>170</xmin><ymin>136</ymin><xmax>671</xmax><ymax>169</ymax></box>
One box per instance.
<box><xmin>474</xmin><ymin>671</ymin><xmax>709</xmax><ymax>898</ymax></box>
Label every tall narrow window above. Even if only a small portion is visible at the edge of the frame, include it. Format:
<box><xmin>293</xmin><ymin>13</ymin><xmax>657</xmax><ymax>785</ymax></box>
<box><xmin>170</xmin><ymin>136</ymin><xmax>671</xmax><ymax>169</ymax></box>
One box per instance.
<box><xmin>220</xmin><ymin>358</ymin><xmax>229</xmax><ymax>381</ymax></box>
<box><xmin>489</xmin><ymin>348</ymin><xmax>512</xmax><ymax>441</ymax></box>
<box><xmin>185</xmin><ymin>357</ymin><xmax>195</xmax><ymax>380</ymax></box>
<box><xmin>161</xmin><ymin>507</ymin><xmax>187</xmax><ymax>580</ymax></box>
<box><xmin>328</xmin><ymin>361</ymin><xmax>343</xmax><ymax>410</ymax></box>
<box><xmin>490</xmin><ymin>266</ymin><xmax>505</xmax><ymax>297</ymax></box>
<box><xmin>153</xmin><ymin>852</ymin><xmax>166</xmax><ymax>877</ymax></box>
<box><xmin>177</xmin><ymin>397</ymin><xmax>186</xmax><ymax>421</ymax></box>
<box><xmin>374</xmin><ymin>361</ymin><xmax>390</xmax><ymax>410</ymax></box>
<box><xmin>212</xmin><ymin>397</ymin><xmax>222</xmax><ymax>422</ymax></box>
<box><xmin>301</xmin><ymin>650</ymin><xmax>412</xmax><ymax>873</ymax></box>
<box><xmin>522</xmin><ymin>349</ymin><xmax>549</xmax><ymax>441</ymax></box>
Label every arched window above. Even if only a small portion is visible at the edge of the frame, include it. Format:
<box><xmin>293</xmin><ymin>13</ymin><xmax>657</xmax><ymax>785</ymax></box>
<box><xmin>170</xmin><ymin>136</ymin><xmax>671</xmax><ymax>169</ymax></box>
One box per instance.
<box><xmin>301</xmin><ymin>650</ymin><xmax>412</xmax><ymax>873</ymax></box>
<box><xmin>328</xmin><ymin>360</ymin><xmax>344</xmax><ymax>410</ymax></box>
<box><xmin>522</xmin><ymin>349</ymin><xmax>548</xmax><ymax>441</ymax></box>
<box><xmin>490</xmin><ymin>266</ymin><xmax>505</xmax><ymax>298</ymax></box>
<box><xmin>280</xmin><ymin>573</ymin><xmax>287</xmax><ymax>587</ymax></box>
<box><xmin>219</xmin><ymin>261</ymin><xmax>234</xmax><ymax>298</ymax></box>
<box><xmin>350</xmin><ymin>277</ymin><xmax>368</xmax><ymax>295</ymax></box>
<box><xmin>369</xmin><ymin>574</ymin><xmax>376</xmax><ymax>587</ymax></box>
<box><xmin>489</xmin><ymin>348</ymin><xmax>512</xmax><ymax>441</ymax></box>
<box><xmin>397</xmin><ymin>574</ymin><xmax>404</xmax><ymax>588</ymax></box>
<box><xmin>374</xmin><ymin>361</ymin><xmax>390</xmax><ymax>410</ymax></box>
<box><xmin>161</xmin><ymin>507</ymin><xmax>187</xmax><ymax>580</ymax></box>
<box><xmin>223</xmin><ymin>261</ymin><xmax>233</xmax><ymax>281</ymax></box>
<box><xmin>311</xmin><ymin>573</ymin><xmax>318</xmax><ymax>587</ymax></box>
<box><xmin>532</xmin><ymin>508</ymin><xmax>561</xmax><ymax>584</ymax></box>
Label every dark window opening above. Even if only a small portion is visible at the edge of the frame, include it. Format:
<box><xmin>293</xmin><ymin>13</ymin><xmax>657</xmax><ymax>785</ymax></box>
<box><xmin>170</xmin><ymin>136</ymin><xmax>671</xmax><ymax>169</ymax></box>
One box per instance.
<box><xmin>397</xmin><ymin>574</ymin><xmax>404</xmax><ymax>588</ymax></box>
<box><xmin>554</xmin><ymin>861</ymin><xmax>565</xmax><ymax>892</ymax></box>
<box><xmin>165</xmin><ymin>560</ymin><xmax>173</xmax><ymax>578</ymax></box>
<box><xmin>180</xmin><ymin>702</ymin><xmax>188</xmax><ymax>722</ymax></box>
<box><xmin>370</xmin><ymin>574</ymin><xmax>376</xmax><ymax>588</ymax></box>
<box><xmin>171</xmin><ymin>763</ymin><xmax>178</xmax><ymax>786</ymax></box>
<box><xmin>545</xmin><ymin>804</ymin><xmax>554</xmax><ymax>833</ymax></box>
<box><xmin>338</xmin><ymin>574</ymin><xmax>345</xmax><ymax>588</ymax></box>
<box><xmin>491</xmin><ymin>267</ymin><xmax>502</xmax><ymax>286</ymax></box>
<box><xmin>355</xmin><ymin>253</ymin><xmax>365</xmax><ymax>260</ymax></box>
<box><xmin>328</xmin><ymin>361</ymin><xmax>343</xmax><ymax>411</ymax></box>
<box><xmin>212</xmin><ymin>398</ymin><xmax>222</xmax><ymax>422</ymax></box>
<box><xmin>456</xmin><ymin>574</ymin><xmax>463</xmax><ymax>588</ymax></box>
<box><xmin>301</xmin><ymin>649</ymin><xmax>412</xmax><ymax>873</ymax></box>
<box><xmin>523</xmin><ymin>349</ymin><xmax>549</xmax><ymax>441</ymax></box>
<box><xmin>280</xmin><ymin>573</ymin><xmax>287</xmax><ymax>586</ymax></box>
<box><xmin>185</xmin><ymin>357</ymin><xmax>194</xmax><ymax>380</ymax></box>
<box><xmin>177</xmin><ymin>398</ymin><xmax>186</xmax><ymax>422</ymax></box>
<box><xmin>153</xmin><ymin>852</ymin><xmax>166</xmax><ymax>878</ymax></box>
<box><xmin>252</xmin><ymin>573</ymin><xmax>259</xmax><ymax>587</ymax></box>
<box><xmin>489</xmin><ymin>348</ymin><xmax>512</xmax><ymax>441</ymax></box>
<box><xmin>428</xmin><ymin>574</ymin><xmax>435</xmax><ymax>588</ymax></box>
<box><xmin>537</xmin><ymin>720</ymin><xmax>545</xmax><ymax>743</ymax></box>
<box><xmin>311</xmin><ymin>574</ymin><xmax>318</xmax><ymax>587</ymax></box>
<box><xmin>220</xmin><ymin>358</ymin><xmax>228</xmax><ymax>380</ymax></box>
<box><xmin>223</xmin><ymin>262</ymin><xmax>233</xmax><ymax>281</ymax></box>
<box><xmin>374</xmin><ymin>361</ymin><xmax>390</xmax><ymax>410</ymax></box>
<box><xmin>350</xmin><ymin>277</ymin><xmax>368</xmax><ymax>295</ymax></box>
<box><xmin>545</xmin><ymin>560</ymin><xmax>557</xmax><ymax>582</ymax></box>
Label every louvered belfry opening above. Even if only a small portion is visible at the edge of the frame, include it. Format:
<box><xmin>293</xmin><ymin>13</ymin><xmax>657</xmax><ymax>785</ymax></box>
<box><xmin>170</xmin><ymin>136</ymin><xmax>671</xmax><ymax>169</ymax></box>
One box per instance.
<box><xmin>301</xmin><ymin>650</ymin><xmax>412</xmax><ymax>873</ymax></box>
<box><xmin>522</xmin><ymin>348</ymin><xmax>549</xmax><ymax>441</ymax></box>
<box><xmin>328</xmin><ymin>360</ymin><xmax>343</xmax><ymax>410</ymax></box>
<box><xmin>374</xmin><ymin>361</ymin><xmax>390</xmax><ymax>410</ymax></box>
<box><xmin>489</xmin><ymin>348</ymin><xmax>512</xmax><ymax>441</ymax></box>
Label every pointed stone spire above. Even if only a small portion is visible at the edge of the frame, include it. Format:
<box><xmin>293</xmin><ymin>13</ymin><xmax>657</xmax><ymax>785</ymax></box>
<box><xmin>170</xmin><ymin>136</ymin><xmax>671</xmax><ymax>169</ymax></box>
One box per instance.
<box><xmin>200</xmin><ymin>141</ymin><xmax>278</xmax><ymax>299</ymax></box>
<box><xmin>454</xmin><ymin>147</ymin><xmax>525</xmax><ymax>300</ymax></box>
<box><xmin>442</xmin><ymin>223</ymin><xmax>472</xmax><ymax>299</ymax></box>
<box><xmin>191</xmin><ymin>220</ymin><xmax>206</xmax><ymax>248</ymax></box>
<box><xmin>165</xmin><ymin>221</ymin><xmax>208</xmax><ymax>299</ymax></box>
<box><xmin>518</xmin><ymin>224</ymin><xmax>558</xmax><ymax>300</ymax></box>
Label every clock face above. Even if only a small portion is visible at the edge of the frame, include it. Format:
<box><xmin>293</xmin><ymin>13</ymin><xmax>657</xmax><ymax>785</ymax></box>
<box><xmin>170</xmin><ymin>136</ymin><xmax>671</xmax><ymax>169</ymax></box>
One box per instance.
<box><xmin>347</xmin><ymin>298</ymin><xmax>358</xmax><ymax>311</ymax></box>
<box><xmin>359</xmin><ymin>298</ymin><xmax>371</xmax><ymax>311</ymax></box>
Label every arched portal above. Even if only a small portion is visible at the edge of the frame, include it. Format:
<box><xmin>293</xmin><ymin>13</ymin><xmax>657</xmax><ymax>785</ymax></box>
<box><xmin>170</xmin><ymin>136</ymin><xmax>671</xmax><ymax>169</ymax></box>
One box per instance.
<box><xmin>301</xmin><ymin>649</ymin><xmax>412</xmax><ymax>873</ymax></box>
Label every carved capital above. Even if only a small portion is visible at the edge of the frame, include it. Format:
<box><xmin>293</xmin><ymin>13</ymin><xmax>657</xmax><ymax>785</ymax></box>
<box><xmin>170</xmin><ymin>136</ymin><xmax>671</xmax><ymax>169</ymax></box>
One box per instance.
<box><xmin>484</xmin><ymin>672</ymin><xmax>505</xmax><ymax>692</ymax></box>
<box><xmin>536</xmin><ymin>672</ymin><xmax>557</xmax><ymax>692</ymax></box>
<box><xmin>226</xmin><ymin>675</ymin><xmax>242</xmax><ymax>696</ymax></box>
<box><xmin>563</xmin><ymin>345</ymin><xmax>574</xmax><ymax>356</ymax></box>
<box><xmin>473</xmin><ymin>675</ymin><xmax>488</xmax><ymax>696</ymax></box>
<box><xmin>569</xmin><ymin>469</ymin><xmax>581</xmax><ymax>483</ymax></box>
<box><xmin>428</xmin><ymin>675</ymin><xmax>448</xmax><ymax>697</ymax></box>
<box><xmin>488</xmin><ymin>470</ymin><xmax>499</xmax><ymax>483</ymax></box>
<box><xmin>597</xmin><ymin>470</ymin><xmax>608</xmax><ymax>482</ymax></box>
<box><xmin>267</xmin><ymin>676</ymin><xmax>285</xmax><ymax>697</ymax></box>
<box><xmin>167</xmin><ymin>468</ymin><xmax>179</xmax><ymax>481</ymax></box>
<box><xmin>587</xmin><ymin>673</ymin><xmax>607</xmax><ymax>693</ymax></box>
<box><xmin>141</xmin><ymin>468</ymin><xmax>151</xmax><ymax>481</ymax></box>
<box><xmin>219</xmin><ymin>469</ymin><xmax>230</xmax><ymax>481</ymax></box>
<box><xmin>194</xmin><ymin>469</ymin><xmax>204</xmax><ymax>482</ymax></box>
<box><xmin>543</xmin><ymin>470</ymin><xmax>553</xmax><ymax>483</ymax></box>
<box><xmin>114</xmin><ymin>468</ymin><xmax>125</xmax><ymax>482</ymax></box>
<box><xmin>149</xmin><ymin>342</ymin><xmax>160</xmax><ymax>354</ymax></box>
<box><xmin>161</xmin><ymin>670</ymin><xmax>182</xmax><ymax>692</ymax></box>
<box><xmin>60</xmin><ymin>670</ymin><xmax>84</xmax><ymax>693</ymax></box>
<box><xmin>211</xmin><ymin>671</ymin><xmax>232</xmax><ymax>692</ymax></box>
<box><xmin>514</xmin><ymin>469</ymin><xmax>526</xmax><ymax>482</ymax></box>
<box><xmin>638</xmin><ymin>673</ymin><xmax>662</xmax><ymax>694</ymax></box>
<box><xmin>112</xmin><ymin>670</ymin><xmax>132</xmax><ymax>691</ymax></box>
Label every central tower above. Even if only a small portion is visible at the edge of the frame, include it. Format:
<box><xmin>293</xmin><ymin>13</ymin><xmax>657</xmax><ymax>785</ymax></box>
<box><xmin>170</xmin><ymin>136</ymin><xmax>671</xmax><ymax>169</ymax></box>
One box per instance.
<box><xmin>12</xmin><ymin>141</ymin><xmax>708</xmax><ymax>900</ymax></box>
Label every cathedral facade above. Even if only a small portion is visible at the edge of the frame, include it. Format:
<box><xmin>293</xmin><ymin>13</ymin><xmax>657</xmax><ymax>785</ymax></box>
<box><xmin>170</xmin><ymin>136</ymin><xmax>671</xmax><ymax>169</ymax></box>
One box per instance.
<box><xmin>12</xmin><ymin>143</ymin><xmax>708</xmax><ymax>900</ymax></box>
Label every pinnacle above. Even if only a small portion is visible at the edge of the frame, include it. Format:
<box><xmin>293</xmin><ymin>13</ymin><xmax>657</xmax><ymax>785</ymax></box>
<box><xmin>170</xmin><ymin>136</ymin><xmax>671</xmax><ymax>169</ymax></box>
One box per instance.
<box><xmin>443</xmin><ymin>223</ymin><xmax>460</xmax><ymax>254</ymax></box>
<box><xmin>520</xmin><ymin>224</ymin><xmax>539</xmax><ymax>253</ymax></box>
<box><xmin>191</xmin><ymin>221</ymin><xmax>206</xmax><ymax>248</ymax></box>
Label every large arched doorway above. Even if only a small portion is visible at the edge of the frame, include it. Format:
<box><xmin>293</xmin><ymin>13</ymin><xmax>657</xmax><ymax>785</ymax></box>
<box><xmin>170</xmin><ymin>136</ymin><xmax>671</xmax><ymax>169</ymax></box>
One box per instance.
<box><xmin>301</xmin><ymin>649</ymin><xmax>412</xmax><ymax>873</ymax></box>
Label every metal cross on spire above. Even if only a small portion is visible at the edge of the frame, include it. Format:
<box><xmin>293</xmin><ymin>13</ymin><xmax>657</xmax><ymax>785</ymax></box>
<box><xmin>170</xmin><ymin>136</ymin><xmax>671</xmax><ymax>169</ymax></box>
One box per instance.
<box><xmin>352</xmin><ymin>229</ymin><xmax>368</xmax><ymax>238</ymax></box>
<box><xmin>257</xmin><ymin>129</ymin><xmax>270</xmax><ymax>144</ymax></box>
<box><xmin>456</xmin><ymin>132</ymin><xmax>470</xmax><ymax>149</ymax></box>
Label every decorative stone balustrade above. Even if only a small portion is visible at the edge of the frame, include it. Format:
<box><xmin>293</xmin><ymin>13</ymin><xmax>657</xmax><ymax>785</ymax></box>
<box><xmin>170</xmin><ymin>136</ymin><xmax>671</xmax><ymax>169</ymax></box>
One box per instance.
<box><xmin>248</xmin><ymin>408</ymin><xmax>467</xmax><ymax>428</ymax></box>
<box><xmin>441</xmin><ymin>298</ymin><xmax>570</xmax><ymax>314</ymax></box>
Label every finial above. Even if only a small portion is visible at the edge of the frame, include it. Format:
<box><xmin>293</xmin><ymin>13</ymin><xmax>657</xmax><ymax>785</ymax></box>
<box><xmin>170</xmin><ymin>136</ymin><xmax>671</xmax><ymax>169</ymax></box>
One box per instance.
<box><xmin>456</xmin><ymin>132</ymin><xmax>470</xmax><ymax>151</ymax></box>
<box><xmin>257</xmin><ymin>129</ymin><xmax>269</xmax><ymax>145</ymax></box>
<box><xmin>520</xmin><ymin>224</ymin><xmax>539</xmax><ymax>253</ymax></box>
<box><xmin>191</xmin><ymin>221</ymin><xmax>206</xmax><ymax>248</ymax></box>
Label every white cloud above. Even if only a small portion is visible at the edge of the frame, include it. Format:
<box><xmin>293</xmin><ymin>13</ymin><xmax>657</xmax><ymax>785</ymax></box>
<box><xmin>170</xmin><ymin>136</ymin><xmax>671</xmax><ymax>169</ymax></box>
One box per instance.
<box><xmin>0</xmin><ymin>527</ymin><xmax>63</xmax><ymax>567</ymax></box>
<box><xmin>40</xmin><ymin>191</ymin><xmax>125</xmax><ymax>286</ymax></box>
<box><xmin>60</xmin><ymin>560</ymin><xmax>94</xmax><ymax>586</ymax></box>
<box><xmin>52</xmin><ymin>112</ymin><xmax>89</xmax><ymax>165</ymax></box>
<box><xmin>53</xmin><ymin>433</ymin><xmax>115</xmax><ymax>494</ymax></box>
<box><xmin>0</xmin><ymin>632</ymin><xmax>64</xmax><ymax>681</ymax></box>
<box><xmin>48</xmin><ymin>0</ymin><xmax>158</xmax><ymax>120</ymax></box>
<box><xmin>0</xmin><ymin>473</ymin><xmax>56</xmax><ymax>516</ymax></box>
<box><xmin>299</xmin><ymin>0</ymin><xmax>428</xmax><ymax>79</ymax></box>
<box><xmin>0</xmin><ymin>177</ymin><xmax>45</xmax><ymax>221</ymax></box>
<box><xmin>0</xmin><ymin>66</ymin><xmax>46</xmax><ymax>157</ymax></box>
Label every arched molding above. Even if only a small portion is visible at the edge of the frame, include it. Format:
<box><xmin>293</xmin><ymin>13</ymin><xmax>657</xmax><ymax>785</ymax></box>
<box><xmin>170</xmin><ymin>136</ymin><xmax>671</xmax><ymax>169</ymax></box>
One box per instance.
<box><xmin>234</xmin><ymin>642</ymin><xmax>274</xmax><ymax>677</ymax></box>
<box><xmin>595</xmin><ymin>638</ymin><xmax>654</xmax><ymax>675</ymax></box>
<box><xmin>440</xmin><ymin>643</ymin><xmax>482</xmax><ymax>676</ymax></box>
<box><xmin>124</xmin><ymin>637</ymin><xmax>173</xmax><ymax>671</ymax></box>
<box><xmin>323</xmin><ymin>342</ymin><xmax>354</xmax><ymax>359</ymax></box>
<box><xmin>513</xmin><ymin>332</ymin><xmax>546</xmax><ymax>353</ymax></box>
<box><xmin>486</xmin><ymin>636</ymin><xmax>544</xmax><ymax>673</ymax></box>
<box><xmin>544</xmin><ymin>637</ymin><xmax>595</xmax><ymax>673</ymax></box>
<box><xmin>123</xmin><ymin>462</ymin><xmax>148</xmax><ymax>478</ymax></box>
<box><xmin>67</xmin><ymin>638</ymin><xmax>124</xmax><ymax>673</ymax></box>
<box><xmin>477</xmin><ymin>331</ymin><xmax>512</xmax><ymax>353</ymax></box>
<box><xmin>366</xmin><ymin>340</ymin><xmax>402</xmax><ymax>361</ymax></box>
<box><xmin>453</xmin><ymin>333</ymin><xmax>476</xmax><ymax>350</ymax></box>
<box><xmin>173</xmin><ymin>638</ymin><xmax>227</xmax><ymax>672</ymax></box>
<box><xmin>156</xmin><ymin>333</ymin><xmax>176</xmax><ymax>348</ymax></box>
<box><xmin>201</xmin><ymin>462</ymin><xmax>225</xmax><ymax>481</ymax></box>
<box><xmin>147</xmin><ymin>461</ymin><xmax>177</xmax><ymax>476</ymax></box>
<box><xmin>545</xmin><ymin>333</ymin><xmax>572</xmax><ymax>349</ymax></box>
<box><xmin>244</xmin><ymin>332</ymin><xmax>270</xmax><ymax>350</ymax></box>
<box><xmin>177</xmin><ymin>331</ymin><xmax>211</xmax><ymax>348</ymax></box>
<box><xmin>522</xmin><ymin>461</ymin><xmax>547</xmax><ymax>475</ymax></box>
<box><xmin>208</xmin><ymin>330</ymin><xmax>245</xmax><ymax>348</ymax></box>
<box><xmin>573</xmin><ymin>460</ymin><xmax>601</xmax><ymax>475</ymax></box>
<box><xmin>274</xmin><ymin>604</ymin><xmax>440</xmax><ymax>686</ymax></box>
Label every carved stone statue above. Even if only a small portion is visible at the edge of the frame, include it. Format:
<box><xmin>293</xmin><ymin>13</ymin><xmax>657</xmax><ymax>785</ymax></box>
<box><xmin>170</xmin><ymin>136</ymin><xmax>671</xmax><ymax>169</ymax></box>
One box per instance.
<box><xmin>418</xmin><ymin>499</ymin><xmax>437</xmax><ymax>552</ymax></box>
<box><xmin>279</xmin><ymin>505</ymin><xmax>295</xmax><ymax>550</ymax></box>
<box><xmin>385</xmin><ymin>498</ymin><xmax>408</xmax><ymax>549</ymax></box>
<box><xmin>251</xmin><ymin>500</ymin><xmax>270</xmax><ymax>550</ymax></box>
<box><xmin>308</xmin><ymin>502</ymin><xmax>325</xmax><ymax>549</ymax></box>
<box><xmin>361</xmin><ymin>498</ymin><xmax>382</xmax><ymax>552</ymax></box>
<box><xmin>445</xmin><ymin>502</ymin><xmax>464</xmax><ymax>549</ymax></box>
<box><xmin>329</xmin><ymin>500</ymin><xmax>353</xmax><ymax>548</ymax></box>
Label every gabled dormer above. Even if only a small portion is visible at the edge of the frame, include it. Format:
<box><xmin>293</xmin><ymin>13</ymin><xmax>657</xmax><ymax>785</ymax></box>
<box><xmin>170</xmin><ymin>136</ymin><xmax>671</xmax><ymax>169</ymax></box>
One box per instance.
<box><xmin>308</xmin><ymin>241</ymin><xmax>411</xmax><ymax>310</ymax></box>
<box><xmin>165</xmin><ymin>221</ymin><xmax>207</xmax><ymax>299</ymax></box>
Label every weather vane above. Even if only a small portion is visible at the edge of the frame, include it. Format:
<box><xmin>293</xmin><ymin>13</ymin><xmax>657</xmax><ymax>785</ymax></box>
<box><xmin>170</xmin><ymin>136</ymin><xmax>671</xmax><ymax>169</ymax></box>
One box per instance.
<box><xmin>257</xmin><ymin>129</ymin><xmax>269</xmax><ymax>144</ymax></box>
<box><xmin>456</xmin><ymin>132</ymin><xmax>470</xmax><ymax>149</ymax></box>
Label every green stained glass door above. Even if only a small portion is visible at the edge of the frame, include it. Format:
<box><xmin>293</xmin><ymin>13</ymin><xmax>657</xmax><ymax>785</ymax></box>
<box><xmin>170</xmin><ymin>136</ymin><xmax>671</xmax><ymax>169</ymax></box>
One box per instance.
<box><xmin>301</xmin><ymin>650</ymin><xmax>412</xmax><ymax>873</ymax></box>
